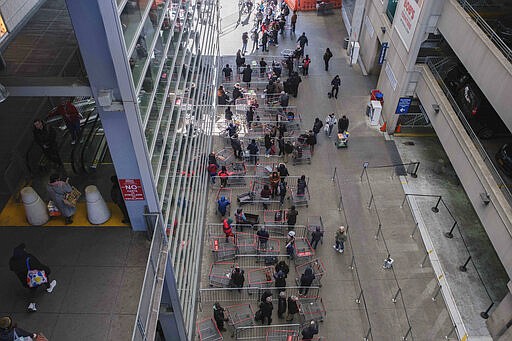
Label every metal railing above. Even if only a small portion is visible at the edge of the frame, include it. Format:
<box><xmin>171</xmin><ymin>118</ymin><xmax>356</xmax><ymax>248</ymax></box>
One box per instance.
<box><xmin>132</xmin><ymin>212</ymin><xmax>169</xmax><ymax>341</ymax></box>
<box><xmin>425</xmin><ymin>58</ymin><xmax>512</xmax><ymax>207</ymax></box>
<box><xmin>457</xmin><ymin>0</ymin><xmax>512</xmax><ymax>63</ymax></box>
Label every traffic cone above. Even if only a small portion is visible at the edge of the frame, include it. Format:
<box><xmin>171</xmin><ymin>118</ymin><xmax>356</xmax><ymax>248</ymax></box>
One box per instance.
<box><xmin>380</xmin><ymin>121</ymin><xmax>387</xmax><ymax>132</ymax></box>
<box><xmin>395</xmin><ymin>124</ymin><xmax>402</xmax><ymax>133</ymax></box>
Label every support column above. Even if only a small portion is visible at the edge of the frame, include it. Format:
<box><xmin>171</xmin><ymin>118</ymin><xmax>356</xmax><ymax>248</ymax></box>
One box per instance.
<box><xmin>65</xmin><ymin>0</ymin><xmax>160</xmax><ymax>231</ymax></box>
<box><xmin>350</xmin><ymin>0</ymin><xmax>366</xmax><ymax>47</ymax></box>
<box><xmin>487</xmin><ymin>288</ymin><xmax>512</xmax><ymax>339</ymax></box>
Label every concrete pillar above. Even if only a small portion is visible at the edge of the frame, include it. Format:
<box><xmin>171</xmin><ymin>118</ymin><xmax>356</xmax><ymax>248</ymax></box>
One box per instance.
<box><xmin>85</xmin><ymin>185</ymin><xmax>111</xmax><ymax>225</ymax></box>
<box><xmin>487</xmin><ymin>289</ymin><xmax>512</xmax><ymax>339</ymax></box>
<box><xmin>20</xmin><ymin>187</ymin><xmax>49</xmax><ymax>226</ymax></box>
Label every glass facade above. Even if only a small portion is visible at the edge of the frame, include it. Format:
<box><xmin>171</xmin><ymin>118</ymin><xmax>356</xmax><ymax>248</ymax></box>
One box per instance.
<box><xmin>117</xmin><ymin>0</ymin><xmax>219</xmax><ymax>338</ymax></box>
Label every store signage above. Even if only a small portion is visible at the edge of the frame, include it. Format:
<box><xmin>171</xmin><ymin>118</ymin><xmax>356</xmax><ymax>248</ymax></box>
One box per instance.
<box><xmin>395</xmin><ymin>0</ymin><xmax>422</xmax><ymax>51</ymax></box>
<box><xmin>378</xmin><ymin>42</ymin><xmax>389</xmax><ymax>64</ymax></box>
<box><xmin>119</xmin><ymin>179</ymin><xmax>145</xmax><ymax>201</ymax></box>
<box><xmin>395</xmin><ymin>97</ymin><xmax>412</xmax><ymax>114</ymax></box>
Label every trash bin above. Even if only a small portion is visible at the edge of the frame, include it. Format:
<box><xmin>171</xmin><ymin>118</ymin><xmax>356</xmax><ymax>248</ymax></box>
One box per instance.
<box><xmin>343</xmin><ymin>37</ymin><xmax>349</xmax><ymax>49</ymax></box>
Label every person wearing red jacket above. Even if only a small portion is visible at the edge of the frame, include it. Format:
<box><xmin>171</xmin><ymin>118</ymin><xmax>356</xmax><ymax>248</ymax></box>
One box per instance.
<box><xmin>223</xmin><ymin>218</ymin><xmax>234</xmax><ymax>242</ymax></box>
<box><xmin>53</xmin><ymin>100</ymin><xmax>81</xmax><ymax>144</ymax></box>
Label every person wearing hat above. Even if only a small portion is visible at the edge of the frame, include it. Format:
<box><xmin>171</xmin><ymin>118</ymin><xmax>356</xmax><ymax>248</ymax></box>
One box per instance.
<box><xmin>277</xmin><ymin>291</ymin><xmax>287</xmax><ymax>319</ymax></box>
<box><xmin>222</xmin><ymin>218</ymin><xmax>234</xmax><ymax>243</ymax></box>
<box><xmin>286</xmin><ymin>231</ymin><xmax>296</xmax><ymax>259</ymax></box>
<box><xmin>259</xmin><ymin>296</ymin><xmax>274</xmax><ymax>325</ymax></box>
<box><xmin>229</xmin><ymin>265</ymin><xmax>245</xmax><ymax>292</ymax></box>
<box><xmin>286</xmin><ymin>295</ymin><xmax>299</xmax><ymax>321</ymax></box>
<box><xmin>279</xmin><ymin>91</ymin><xmax>289</xmax><ymax>109</ymax></box>
<box><xmin>213</xmin><ymin>302</ymin><xmax>228</xmax><ymax>332</ymax></box>
<box><xmin>334</xmin><ymin>225</ymin><xmax>347</xmax><ymax>253</ymax></box>
<box><xmin>217</xmin><ymin>196</ymin><xmax>231</xmax><ymax>217</ymax></box>
<box><xmin>301</xmin><ymin>320</ymin><xmax>319</xmax><ymax>340</ymax></box>
<box><xmin>0</xmin><ymin>316</ymin><xmax>38</xmax><ymax>341</ymax></box>
<box><xmin>9</xmin><ymin>243</ymin><xmax>57</xmax><ymax>313</ymax></box>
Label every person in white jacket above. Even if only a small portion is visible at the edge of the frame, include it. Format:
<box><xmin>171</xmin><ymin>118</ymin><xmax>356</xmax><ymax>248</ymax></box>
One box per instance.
<box><xmin>325</xmin><ymin>113</ymin><xmax>337</xmax><ymax>137</ymax></box>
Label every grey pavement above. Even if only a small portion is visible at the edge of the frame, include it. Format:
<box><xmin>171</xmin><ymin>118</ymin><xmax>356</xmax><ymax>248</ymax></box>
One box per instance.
<box><xmin>0</xmin><ymin>227</ymin><xmax>149</xmax><ymax>340</ymax></box>
<box><xmin>199</xmin><ymin>3</ymin><xmax>456</xmax><ymax>340</ymax></box>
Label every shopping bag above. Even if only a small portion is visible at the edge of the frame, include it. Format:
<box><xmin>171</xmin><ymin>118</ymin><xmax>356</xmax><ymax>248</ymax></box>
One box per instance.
<box><xmin>26</xmin><ymin>257</ymin><xmax>47</xmax><ymax>288</ymax></box>
<box><xmin>63</xmin><ymin>186</ymin><xmax>81</xmax><ymax>207</ymax></box>
<box><xmin>35</xmin><ymin>333</ymin><xmax>49</xmax><ymax>341</ymax></box>
<box><xmin>47</xmin><ymin>200</ymin><xmax>61</xmax><ymax>217</ymax></box>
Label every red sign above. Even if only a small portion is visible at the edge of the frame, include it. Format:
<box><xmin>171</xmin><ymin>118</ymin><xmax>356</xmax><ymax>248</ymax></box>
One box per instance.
<box><xmin>119</xmin><ymin>179</ymin><xmax>145</xmax><ymax>201</ymax></box>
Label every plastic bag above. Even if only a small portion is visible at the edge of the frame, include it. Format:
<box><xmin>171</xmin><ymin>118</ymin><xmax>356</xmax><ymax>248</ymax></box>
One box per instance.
<box><xmin>47</xmin><ymin>201</ymin><xmax>61</xmax><ymax>217</ymax></box>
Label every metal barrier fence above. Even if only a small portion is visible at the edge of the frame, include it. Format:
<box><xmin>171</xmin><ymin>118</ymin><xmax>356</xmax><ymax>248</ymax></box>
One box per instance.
<box><xmin>457</xmin><ymin>0</ymin><xmax>512</xmax><ymax>63</ymax></box>
<box><xmin>235</xmin><ymin>323</ymin><xmax>302</xmax><ymax>340</ymax></box>
<box><xmin>206</xmin><ymin>223</ymin><xmax>309</xmax><ymax>241</ymax></box>
<box><xmin>425</xmin><ymin>57</ymin><xmax>512</xmax><ymax>207</ymax></box>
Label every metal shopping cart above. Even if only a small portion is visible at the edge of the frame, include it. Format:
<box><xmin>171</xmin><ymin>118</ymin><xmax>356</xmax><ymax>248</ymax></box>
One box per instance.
<box><xmin>290</xmin><ymin>187</ymin><xmax>309</xmax><ymax>207</ymax></box>
<box><xmin>226</xmin><ymin>303</ymin><xmax>255</xmax><ymax>333</ymax></box>
<box><xmin>211</xmin><ymin>237</ymin><xmax>236</xmax><ymax>262</ymax></box>
<box><xmin>208</xmin><ymin>262</ymin><xmax>235</xmax><ymax>287</ymax></box>
<box><xmin>266</xmin><ymin>329</ymin><xmax>299</xmax><ymax>340</ymax></box>
<box><xmin>294</xmin><ymin>238</ymin><xmax>314</xmax><ymax>265</ymax></box>
<box><xmin>216</xmin><ymin>148</ymin><xmax>235</xmax><ymax>166</ymax></box>
<box><xmin>306</xmin><ymin>216</ymin><xmax>324</xmax><ymax>241</ymax></box>
<box><xmin>227</xmin><ymin>162</ymin><xmax>247</xmax><ymax>186</ymax></box>
<box><xmin>247</xmin><ymin>267</ymin><xmax>274</xmax><ymax>289</ymax></box>
<box><xmin>297</xmin><ymin>297</ymin><xmax>326</xmax><ymax>324</ymax></box>
<box><xmin>236</xmin><ymin>232</ymin><xmax>257</xmax><ymax>254</ymax></box>
<box><xmin>257</xmin><ymin>238</ymin><xmax>280</xmax><ymax>265</ymax></box>
<box><xmin>196</xmin><ymin>318</ymin><xmax>223</xmax><ymax>341</ymax></box>
<box><xmin>295</xmin><ymin>259</ymin><xmax>326</xmax><ymax>287</ymax></box>
<box><xmin>292</xmin><ymin>144</ymin><xmax>311</xmax><ymax>165</ymax></box>
<box><xmin>264</xmin><ymin>209</ymin><xmax>288</xmax><ymax>225</ymax></box>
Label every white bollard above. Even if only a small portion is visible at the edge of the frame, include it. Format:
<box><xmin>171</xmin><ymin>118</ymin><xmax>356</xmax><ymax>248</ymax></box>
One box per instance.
<box><xmin>21</xmin><ymin>187</ymin><xmax>49</xmax><ymax>226</ymax></box>
<box><xmin>85</xmin><ymin>185</ymin><xmax>111</xmax><ymax>225</ymax></box>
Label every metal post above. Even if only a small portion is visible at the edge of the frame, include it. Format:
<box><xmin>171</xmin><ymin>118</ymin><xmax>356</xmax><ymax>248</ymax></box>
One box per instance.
<box><xmin>400</xmin><ymin>194</ymin><xmax>408</xmax><ymax>209</ymax></box>
<box><xmin>374</xmin><ymin>223</ymin><xmax>381</xmax><ymax>240</ymax></box>
<box><xmin>349</xmin><ymin>255</ymin><xmax>355</xmax><ymax>270</ymax></box>
<box><xmin>432</xmin><ymin>284</ymin><xmax>442</xmax><ymax>301</ymax></box>
<box><xmin>355</xmin><ymin>289</ymin><xmax>363</xmax><ymax>304</ymax></box>
<box><xmin>338</xmin><ymin>195</ymin><xmax>343</xmax><ymax>212</ymax></box>
<box><xmin>444</xmin><ymin>221</ymin><xmax>457</xmax><ymax>239</ymax></box>
<box><xmin>444</xmin><ymin>324</ymin><xmax>456</xmax><ymax>339</ymax></box>
<box><xmin>459</xmin><ymin>256</ymin><xmax>471</xmax><ymax>272</ymax></box>
<box><xmin>402</xmin><ymin>326</ymin><xmax>412</xmax><ymax>340</ymax></box>
<box><xmin>410</xmin><ymin>222</ymin><xmax>418</xmax><ymax>238</ymax></box>
<box><xmin>420</xmin><ymin>251</ymin><xmax>429</xmax><ymax>268</ymax></box>
<box><xmin>480</xmin><ymin>302</ymin><xmax>494</xmax><ymax>319</ymax></box>
<box><xmin>411</xmin><ymin>162</ymin><xmax>419</xmax><ymax>178</ymax></box>
<box><xmin>431</xmin><ymin>196</ymin><xmax>442</xmax><ymax>213</ymax></box>
<box><xmin>332</xmin><ymin>167</ymin><xmax>337</xmax><ymax>182</ymax></box>
<box><xmin>363</xmin><ymin>327</ymin><xmax>371</xmax><ymax>341</ymax></box>
<box><xmin>392</xmin><ymin>288</ymin><xmax>401</xmax><ymax>303</ymax></box>
<box><xmin>367</xmin><ymin>194</ymin><xmax>373</xmax><ymax>210</ymax></box>
<box><xmin>390</xmin><ymin>166</ymin><xmax>395</xmax><ymax>179</ymax></box>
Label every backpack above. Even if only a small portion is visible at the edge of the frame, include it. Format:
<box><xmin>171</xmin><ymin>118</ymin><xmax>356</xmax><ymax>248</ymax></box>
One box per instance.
<box><xmin>208</xmin><ymin>163</ymin><xmax>217</xmax><ymax>174</ymax></box>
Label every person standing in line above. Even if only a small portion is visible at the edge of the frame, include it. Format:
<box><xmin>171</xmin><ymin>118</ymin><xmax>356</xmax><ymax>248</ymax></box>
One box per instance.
<box><xmin>323</xmin><ymin>48</ymin><xmax>333</xmax><ymax>71</ymax></box>
<box><xmin>277</xmin><ymin>162</ymin><xmax>289</xmax><ymax>179</ymax></box>
<box><xmin>247</xmin><ymin>139</ymin><xmax>259</xmax><ymax>165</ymax></box>
<box><xmin>218</xmin><ymin>165</ymin><xmax>229</xmax><ymax>188</ymax></box>
<box><xmin>334</xmin><ymin>225</ymin><xmax>348</xmax><ymax>253</ymax></box>
<box><xmin>47</xmin><ymin>174</ymin><xmax>76</xmax><ymax>225</ymax></box>
<box><xmin>242</xmin><ymin>32</ymin><xmax>249</xmax><ymax>54</ymax></box>
<box><xmin>261</xmin><ymin>31</ymin><xmax>269</xmax><ymax>52</ymax></box>
<box><xmin>278</xmin><ymin>177</ymin><xmax>287</xmax><ymax>205</ymax></box>
<box><xmin>286</xmin><ymin>230</ymin><xmax>296</xmax><ymax>260</ymax></box>
<box><xmin>222</xmin><ymin>218</ymin><xmax>234</xmax><ymax>243</ymax></box>
<box><xmin>298</xmin><ymin>267</ymin><xmax>315</xmax><ymax>296</ymax></box>
<box><xmin>217</xmin><ymin>196</ymin><xmax>231</xmax><ymax>217</ymax></box>
<box><xmin>259</xmin><ymin>58</ymin><xmax>268</xmax><ymax>77</ymax></box>
<box><xmin>213</xmin><ymin>302</ymin><xmax>228</xmax><ymax>332</ymax></box>
<box><xmin>286</xmin><ymin>295</ymin><xmax>299</xmax><ymax>321</ymax></box>
<box><xmin>234</xmin><ymin>207</ymin><xmax>248</xmax><ymax>231</ymax></box>
<box><xmin>242</xmin><ymin>64</ymin><xmax>252</xmax><ymax>88</ymax></box>
<box><xmin>338</xmin><ymin>114</ymin><xmax>350</xmax><ymax>133</ymax></box>
<box><xmin>274</xmin><ymin>270</ymin><xmax>287</xmax><ymax>293</ymax></box>
<box><xmin>222</xmin><ymin>64</ymin><xmax>233</xmax><ymax>81</ymax></box>
<box><xmin>331</xmin><ymin>75</ymin><xmax>341</xmax><ymax>99</ymax></box>
<box><xmin>325</xmin><ymin>113</ymin><xmax>337</xmax><ymax>137</ymax></box>
<box><xmin>277</xmin><ymin>291</ymin><xmax>287</xmax><ymax>319</ymax></box>
<box><xmin>306</xmin><ymin>130</ymin><xmax>316</xmax><ymax>155</ymax></box>
<box><xmin>9</xmin><ymin>243</ymin><xmax>57</xmax><ymax>313</ymax></box>
<box><xmin>301</xmin><ymin>320</ymin><xmax>319</xmax><ymax>340</ymax></box>
<box><xmin>230</xmin><ymin>134</ymin><xmax>243</xmax><ymax>160</ymax></box>
<box><xmin>33</xmin><ymin>120</ymin><xmax>63</xmax><ymax>169</ymax></box>
<box><xmin>310</xmin><ymin>226</ymin><xmax>323</xmax><ymax>249</ymax></box>
<box><xmin>259</xmin><ymin>296</ymin><xmax>274</xmax><ymax>325</ymax></box>
<box><xmin>0</xmin><ymin>316</ymin><xmax>40</xmax><ymax>340</ymax></box>
<box><xmin>302</xmin><ymin>55</ymin><xmax>311</xmax><ymax>76</ymax></box>
<box><xmin>290</xmin><ymin>11</ymin><xmax>297</xmax><ymax>33</ymax></box>
<box><xmin>287</xmin><ymin>205</ymin><xmax>298</xmax><ymax>231</ymax></box>
<box><xmin>312</xmin><ymin>117</ymin><xmax>323</xmax><ymax>139</ymax></box>
<box><xmin>111</xmin><ymin>175</ymin><xmax>130</xmax><ymax>224</ymax></box>
<box><xmin>230</xmin><ymin>265</ymin><xmax>245</xmax><ymax>292</ymax></box>
<box><xmin>251</xmin><ymin>30</ymin><xmax>259</xmax><ymax>53</ymax></box>
<box><xmin>256</xmin><ymin>225</ymin><xmax>270</xmax><ymax>250</ymax></box>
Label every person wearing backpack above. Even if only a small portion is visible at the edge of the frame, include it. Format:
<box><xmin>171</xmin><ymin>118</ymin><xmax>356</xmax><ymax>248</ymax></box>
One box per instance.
<box><xmin>323</xmin><ymin>48</ymin><xmax>333</xmax><ymax>71</ymax></box>
<box><xmin>302</xmin><ymin>55</ymin><xmax>311</xmax><ymax>76</ymax></box>
<box><xmin>9</xmin><ymin>244</ymin><xmax>57</xmax><ymax>312</ymax></box>
<box><xmin>331</xmin><ymin>75</ymin><xmax>341</xmax><ymax>99</ymax></box>
<box><xmin>222</xmin><ymin>64</ymin><xmax>233</xmax><ymax>81</ymax></box>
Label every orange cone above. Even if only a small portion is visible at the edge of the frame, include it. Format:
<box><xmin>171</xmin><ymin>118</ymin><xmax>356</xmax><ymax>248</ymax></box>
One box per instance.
<box><xmin>395</xmin><ymin>124</ymin><xmax>402</xmax><ymax>133</ymax></box>
<box><xmin>380</xmin><ymin>121</ymin><xmax>387</xmax><ymax>132</ymax></box>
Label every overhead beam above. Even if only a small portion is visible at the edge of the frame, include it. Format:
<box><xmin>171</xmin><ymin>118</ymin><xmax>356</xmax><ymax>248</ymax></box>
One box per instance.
<box><xmin>0</xmin><ymin>76</ymin><xmax>92</xmax><ymax>96</ymax></box>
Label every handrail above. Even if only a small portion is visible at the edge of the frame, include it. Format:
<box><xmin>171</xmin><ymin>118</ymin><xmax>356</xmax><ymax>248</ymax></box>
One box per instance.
<box><xmin>424</xmin><ymin>57</ymin><xmax>512</xmax><ymax>207</ymax></box>
<box><xmin>457</xmin><ymin>0</ymin><xmax>512</xmax><ymax>63</ymax></box>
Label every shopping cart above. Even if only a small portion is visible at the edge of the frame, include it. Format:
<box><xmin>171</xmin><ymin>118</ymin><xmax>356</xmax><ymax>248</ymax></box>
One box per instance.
<box><xmin>292</xmin><ymin>144</ymin><xmax>311</xmax><ymax>165</ymax></box>
<box><xmin>266</xmin><ymin>329</ymin><xmax>299</xmax><ymax>340</ymax></box>
<box><xmin>307</xmin><ymin>216</ymin><xmax>324</xmax><ymax>241</ymax></box>
<box><xmin>294</xmin><ymin>238</ymin><xmax>314</xmax><ymax>265</ymax></box>
<box><xmin>216</xmin><ymin>148</ymin><xmax>235</xmax><ymax>166</ymax></box>
<box><xmin>208</xmin><ymin>262</ymin><xmax>235</xmax><ymax>287</ymax></box>
<box><xmin>298</xmin><ymin>297</ymin><xmax>326</xmax><ymax>324</ymax></box>
<box><xmin>227</xmin><ymin>162</ymin><xmax>247</xmax><ymax>186</ymax></box>
<box><xmin>236</xmin><ymin>232</ymin><xmax>257</xmax><ymax>254</ymax></box>
<box><xmin>264</xmin><ymin>209</ymin><xmax>288</xmax><ymax>225</ymax></box>
<box><xmin>216</xmin><ymin>188</ymin><xmax>232</xmax><ymax>216</ymax></box>
<box><xmin>290</xmin><ymin>188</ymin><xmax>309</xmax><ymax>207</ymax></box>
<box><xmin>211</xmin><ymin>237</ymin><xmax>236</xmax><ymax>262</ymax></box>
<box><xmin>226</xmin><ymin>303</ymin><xmax>255</xmax><ymax>332</ymax></box>
<box><xmin>256</xmin><ymin>163</ymin><xmax>275</xmax><ymax>180</ymax></box>
<box><xmin>295</xmin><ymin>259</ymin><xmax>325</xmax><ymax>287</ymax></box>
<box><xmin>247</xmin><ymin>267</ymin><xmax>274</xmax><ymax>289</ymax></box>
<box><xmin>280</xmin><ymin>49</ymin><xmax>295</xmax><ymax>58</ymax></box>
<box><xmin>196</xmin><ymin>318</ymin><xmax>223</xmax><ymax>341</ymax></box>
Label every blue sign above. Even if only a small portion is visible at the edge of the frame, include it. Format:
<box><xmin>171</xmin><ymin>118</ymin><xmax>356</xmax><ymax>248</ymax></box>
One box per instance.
<box><xmin>378</xmin><ymin>42</ymin><xmax>389</xmax><ymax>65</ymax></box>
<box><xmin>395</xmin><ymin>97</ymin><xmax>412</xmax><ymax>114</ymax></box>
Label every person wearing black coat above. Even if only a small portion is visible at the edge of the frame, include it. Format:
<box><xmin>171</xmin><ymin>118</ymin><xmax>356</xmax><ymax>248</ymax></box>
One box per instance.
<box><xmin>277</xmin><ymin>292</ymin><xmax>287</xmax><ymax>319</ymax></box>
<box><xmin>312</xmin><ymin>117</ymin><xmax>323</xmax><ymax>137</ymax></box>
<box><xmin>111</xmin><ymin>175</ymin><xmax>130</xmax><ymax>224</ymax></box>
<box><xmin>299</xmin><ymin>267</ymin><xmax>315</xmax><ymax>296</ymax></box>
<box><xmin>261</xmin><ymin>32</ymin><xmax>269</xmax><ymax>52</ymax></box>
<box><xmin>277</xmin><ymin>163</ymin><xmax>289</xmax><ymax>178</ymax></box>
<box><xmin>246</xmin><ymin>106</ymin><xmax>254</xmax><ymax>129</ymax></box>
<box><xmin>323</xmin><ymin>48</ymin><xmax>333</xmax><ymax>71</ymax></box>
<box><xmin>232</xmin><ymin>84</ymin><xmax>243</xmax><ymax>102</ymax></box>
<box><xmin>230</xmin><ymin>266</ymin><xmax>245</xmax><ymax>292</ymax></box>
<box><xmin>301</xmin><ymin>320</ymin><xmax>319</xmax><ymax>340</ymax></box>
<box><xmin>287</xmin><ymin>205</ymin><xmax>298</xmax><ymax>230</ymax></box>
<box><xmin>274</xmin><ymin>270</ymin><xmax>287</xmax><ymax>292</ymax></box>
<box><xmin>275</xmin><ymin>260</ymin><xmax>290</xmax><ymax>277</ymax></box>
<box><xmin>286</xmin><ymin>295</ymin><xmax>299</xmax><ymax>321</ymax></box>
<box><xmin>306</xmin><ymin>130</ymin><xmax>316</xmax><ymax>155</ymax></box>
<box><xmin>331</xmin><ymin>75</ymin><xmax>341</xmax><ymax>99</ymax></box>
<box><xmin>242</xmin><ymin>65</ymin><xmax>252</xmax><ymax>88</ymax></box>
<box><xmin>279</xmin><ymin>91</ymin><xmax>289</xmax><ymax>108</ymax></box>
<box><xmin>259</xmin><ymin>297</ymin><xmax>273</xmax><ymax>325</ymax></box>
<box><xmin>338</xmin><ymin>115</ymin><xmax>349</xmax><ymax>133</ymax></box>
<box><xmin>236</xmin><ymin>49</ymin><xmax>245</xmax><ymax>69</ymax></box>
<box><xmin>231</xmin><ymin>135</ymin><xmax>243</xmax><ymax>159</ymax></box>
<box><xmin>32</xmin><ymin>120</ymin><xmax>63</xmax><ymax>168</ymax></box>
<box><xmin>213</xmin><ymin>302</ymin><xmax>228</xmax><ymax>332</ymax></box>
<box><xmin>0</xmin><ymin>317</ymin><xmax>37</xmax><ymax>341</ymax></box>
<box><xmin>9</xmin><ymin>243</ymin><xmax>57</xmax><ymax>312</ymax></box>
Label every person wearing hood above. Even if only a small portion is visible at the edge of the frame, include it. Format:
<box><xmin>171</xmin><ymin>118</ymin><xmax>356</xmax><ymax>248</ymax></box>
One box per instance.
<box><xmin>301</xmin><ymin>320</ymin><xmax>319</xmax><ymax>340</ymax></box>
<box><xmin>242</xmin><ymin>64</ymin><xmax>252</xmax><ymax>88</ymax></box>
<box><xmin>218</xmin><ymin>165</ymin><xmax>230</xmax><ymax>188</ymax></box>
<box><xmin>0</xmin><ymin>316</ymin><xmax>38</xmax><ymax>341</ymax></box>
<box><xmin>287</xmin><ymin>205</ymin><xmax>298</xmax><ymax>231</ymax></box>
<box><xmin>299</xmin><ymin>266</ymin><xmax>315</xmax><ymax>296</ymax></box>
<box><xmin>9</xmin><ymin>243</ymin><xmax>57</xmax><ymax>312</ymax></box>
<box><xmin>47</xmin><ymin>174</ymin><xmax>76</xmax><ymax>225</ymax></box>
<box><xmin>230</xmin><ymin>265</ymin><xmax>245</xmax><ymax>291</ymax></box>
<box><xmin>259</xmin><ymin>296</ymin><xmax>274</xmax><ymax>325</ymax></box>
<box><xmin>312</xmin><ymin>117</ymin><xmax>323</xmax><ymax>138</ymax></box>
<box><xmin>277</xmin><ymin>291</ymin><xmax>287</xmax><ymax>319</ymax></box>
<box><xmin>275</xmin><ymin>260</ymin><xmax>289</xmax><ymax>278</ymax></box>
<box><xmin>230</xmin><ymin>134</ymin><xmax>243</xmax><ymax>159</ymax></box>
<box><xmin>274</xmin><ymin>269</ymin><xmax>287</xmax><ymax>292</ymax></box>
<box><xmin>217</xmin><ymin>196</ymin><xmax>231</xmax><ymax>217</ymax></box>
<box><xmin>213</xmin><ymin>302</ymin><xmax>228</xmax><ymax>332</ymax></box>
<box><xmin>310</xmin><ymin>226</ymin><xmax>324</xmax><ymax>249</ymax></box>
<box><xmin>223</xmin><ymin>218</ymin><xmax>234</xmax><ymax>242</ymax></box>
<box><xmin>277</xmin><ymin>163</ymin><xmax>289</xmax><ymax>179</ymax></box>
